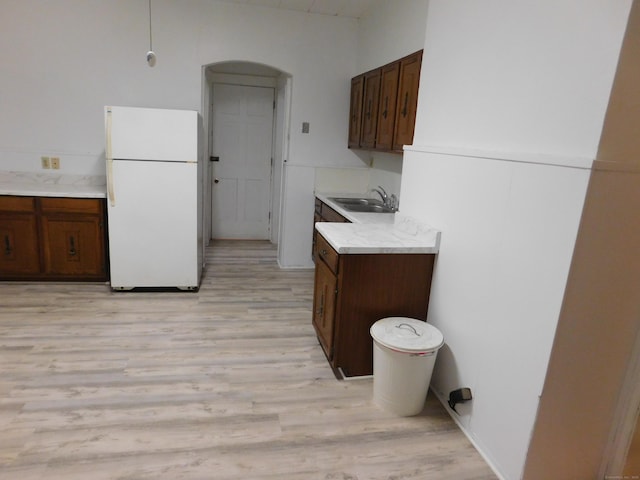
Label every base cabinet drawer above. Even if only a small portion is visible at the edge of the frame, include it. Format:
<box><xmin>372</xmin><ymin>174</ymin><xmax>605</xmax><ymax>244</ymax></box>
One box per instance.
<box><xmin>312</xmin><ymin>198</ymin><xmax>350</xmax><ymax>262</ymax></box>
<box><xmin>315</xmin><ymin>233</ymin><xmax>339</xmax><ymax>275</ymax></box>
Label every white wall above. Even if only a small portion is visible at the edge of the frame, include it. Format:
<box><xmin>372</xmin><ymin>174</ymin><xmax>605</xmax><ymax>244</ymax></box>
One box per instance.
<box><xmin>357</xmin><ymin>0</ymin><xmax>430</xmax><ymax>72</ymax></box>
<box><xmin>402</xmin><ymin>1</ymin><xmax>631</xmax><ymax>479</ymax></box>
<box><xmin>0</xmin><ymin>0</ymin><xmax>362</xmax><ymax>170</ymax></box>
<box><xmin>414</xmin><ymin>0</ymin><xmax>630</xmax><ymax>158</ymax></box>
<box><xmin>0</xmin><ymin>0</ymin><xmax>364</xmax><ymax>266</ymax></box>
<box><xmin>402</xmin><ymin>149</ymin><xmax>590</xmax><ymax>478</ymax></box>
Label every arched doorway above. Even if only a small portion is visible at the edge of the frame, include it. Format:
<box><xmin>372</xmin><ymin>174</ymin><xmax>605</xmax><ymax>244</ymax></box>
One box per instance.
<box><xmin>201</xmin><ymin>61</ymin><xmax>291</xmax><ymax>245</ymax></box>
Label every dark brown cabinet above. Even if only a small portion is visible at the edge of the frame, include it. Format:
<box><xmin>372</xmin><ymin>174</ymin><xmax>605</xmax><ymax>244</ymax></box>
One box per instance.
<box><xmin>393</xmin><ymin>51</ymin><xmax>422</xmax><ymax>151</ymax></box>
<box><xmin>348</xmin><ymin>75</ymin><xmax>365</xmax><ymax>148</ymax></box>
<box><xmin>359</xmin><ymin>69</ymin><xmax>382</xmax><ymax>149</ymax></box>
<box><xmin>312</xmin><ymin>217</ymin><xmax>436</xmax><ymax>377</ymax></box>
<box><xmin>347</xmin><ymin>50</ymin><xmax>422</xmax><ymax>153</ymax></box>
<box><xmin>0</xmin><ymin>196</ymin><xmax>40</xmax><ymax>276</ymax></box>
<box><xmin>312</xmin><ymin>198</ymin><xmax>435</xmax><ymax>376</ymax></box>
<box><xmin>313</xmin><ymin>238</ymin><xmax>338</xmax><ymax>358</ymax></box>
<box><xmin>0</xmin><ymin>195</ymin><xmax>108</xmax><ymax>281</ymax></box>
<box><xmin>375</xmin><ymin>62</ymin><xmax>401</xmax><ymax>151</ymax></box>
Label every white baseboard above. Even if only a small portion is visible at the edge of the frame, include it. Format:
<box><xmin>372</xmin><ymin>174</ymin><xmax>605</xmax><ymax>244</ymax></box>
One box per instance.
<box><xmin>430</xmin><ymin>388</ymin><xmax>508</xmax><ymax>480</ymax></box>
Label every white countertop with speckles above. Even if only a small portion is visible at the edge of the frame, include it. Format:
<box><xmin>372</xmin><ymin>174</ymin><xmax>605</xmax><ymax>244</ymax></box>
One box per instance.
<box><xmin>0</xmin><ymin>171</ymin><xmax>106</xmax><ymax>198</ymax></box>
<box><xmin>315</xmin><ymin>193</ymin><xmax>440</xmax><ymax>254</ymax></box>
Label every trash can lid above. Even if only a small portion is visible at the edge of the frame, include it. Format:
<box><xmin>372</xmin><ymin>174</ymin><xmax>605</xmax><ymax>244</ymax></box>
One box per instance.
<box><xmin>370</xmin><ymin>317</ymin><xmax>444</xmax><ymax>353</ymax></box>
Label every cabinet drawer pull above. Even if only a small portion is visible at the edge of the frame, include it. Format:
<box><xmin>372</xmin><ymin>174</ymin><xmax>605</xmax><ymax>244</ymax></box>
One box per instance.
<box><xmin>321</xmin><ymin>249</ymin><xmax>328</xmax><ymax>256</ymax></box>
<box><xmin>316</xmin><ymin>292</ymin><xmax>325</xmax><ymax>316</ymax></box>
<box><xmin>4</xmin><ymin>235</ymin><xmax>12</xmax><ymax>256</ymax></box>
<box><xmin>401</xmin><ymin>92</ymin><xmax>409</xmax><ymax>118</ymax></box>
<box><xmin>68</xmin><ymin>235</ymin><xmax>77</xmax><ymax>256</ymax></box>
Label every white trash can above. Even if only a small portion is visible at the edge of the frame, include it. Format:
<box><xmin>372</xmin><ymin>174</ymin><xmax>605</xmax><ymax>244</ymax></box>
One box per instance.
<box><xmin>370</xmin><ymin>317</ymin><xmax>444</xmax><ymax>416</ymax></box>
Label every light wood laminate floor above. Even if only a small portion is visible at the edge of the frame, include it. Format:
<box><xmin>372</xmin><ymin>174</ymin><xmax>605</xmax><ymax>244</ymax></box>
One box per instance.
<box><xmin>0</xmin><ymin>240</ymin><xmax>496</xmax><ymax>479</ymax></box>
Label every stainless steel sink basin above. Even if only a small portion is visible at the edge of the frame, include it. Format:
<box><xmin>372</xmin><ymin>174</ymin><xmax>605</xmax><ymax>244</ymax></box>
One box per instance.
<box><xmin>342</xmin><ymin>204</ymin><xmax>394</xmax><ymax>213</ymax></box>
<box><xmin>328</xmin><ymin>197</ymin><xmax>394</xmax><ymax>213</ymax></box>
<box><xmin>328</xmin><ymin>197</ymin><xmax>383</xmax><ymax>206</ymax></box>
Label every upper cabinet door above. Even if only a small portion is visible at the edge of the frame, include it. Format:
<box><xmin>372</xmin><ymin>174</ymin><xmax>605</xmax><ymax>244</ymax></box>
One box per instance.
<box><xmin>393</xmin><ymin>51</ymin><xmax>423</xmax><ymax>151</ymax></box>
<box><xmin>348</xmin><ymin>75</ymin><xmax>364</xmax><ymax>148</ymax></box>
<box><xmin>375</xmin><ymin>62</ymin><xmax>401</xmax><ymax>151</ymax></box>
<box><xmin>359</xmin><ymin>69</ymin><xmax>381</xmax><ymax>149</ymax></box>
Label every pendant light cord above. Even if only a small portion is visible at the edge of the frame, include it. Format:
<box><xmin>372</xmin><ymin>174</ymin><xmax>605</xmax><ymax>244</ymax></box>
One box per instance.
<box><xmin>148</xmin><ymin>0</ymin><xmax>153</xmax><ymax>51</ymax></box>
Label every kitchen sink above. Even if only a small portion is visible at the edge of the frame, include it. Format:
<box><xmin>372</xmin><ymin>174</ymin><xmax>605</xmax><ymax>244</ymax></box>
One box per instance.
<box><xmin>329</xmin><ymin>197</ymin><xmax>383</xmax><ymax>206</ymax></box>
<box><xmin>342</xmin><ymin>204</ymin><xmax>394</xmax><ymax>213</ymax></box>
<box><xmin>328</xmin><ymin>197</ymin><xmax>394</xmax><ymax>213</ymax></box>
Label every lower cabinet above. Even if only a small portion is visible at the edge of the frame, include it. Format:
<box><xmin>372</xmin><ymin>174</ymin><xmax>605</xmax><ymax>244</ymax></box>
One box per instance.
<box><xmin>312</xmin><ymin>231</ymin><xmax>435</xmax><ymax>377</ymax></box>
<box><xmin>1</xmin><ymin>210</ymin><xmax>40</xmax><ymax>276</ymax></box>
<box><xmin>0</xmin><ymin>195</ymin><xmax>108</xmax><ymax>281</ymax></box>
<box><xmin>313</xmin><ymin>258</ymin><xmax>338</xmax><ymax>357</ymax></box>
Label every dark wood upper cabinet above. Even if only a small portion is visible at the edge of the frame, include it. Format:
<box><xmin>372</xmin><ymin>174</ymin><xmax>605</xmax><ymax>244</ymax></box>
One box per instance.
<box><xmin>375</xmin><ymin>62</ymin><xmax>401</xmax><ymax>151</ymax></box>
<box><xmin>348</xmin><ymin>75</ymin><xmax>364</xmax><ymax>148</ymax></box>
<box><xmin>347</xmin><ymin>50</ymin><xmax>422</xmax><ymax>154</ymax></box>
<box><xmin>359</xmin><ymin>69</ymin><xmax>382</xmax><ymax>149</ymax></box>
<box><xmin>393</xmin><ymin>50</ymin><xmax>422</xmax><ymax>151</ymax></box>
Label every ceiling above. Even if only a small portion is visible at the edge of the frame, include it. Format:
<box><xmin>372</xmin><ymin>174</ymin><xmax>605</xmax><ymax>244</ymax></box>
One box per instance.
<box><xmin>215</xmin><ymin>0</ymin><xmax>376</xmax><ymax>19</ymax></box>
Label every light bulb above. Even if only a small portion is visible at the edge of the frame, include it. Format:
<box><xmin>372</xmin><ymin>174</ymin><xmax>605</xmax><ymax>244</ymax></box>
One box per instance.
<box><xmin>146</xmin><ymin>50</ymin><xmax>156</xmax><ymax>67</ymax></box>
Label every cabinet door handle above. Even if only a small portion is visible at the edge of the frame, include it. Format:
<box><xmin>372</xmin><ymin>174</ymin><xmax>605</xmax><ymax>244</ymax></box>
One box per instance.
<box><xmin>316</xmin><ymin>292</ymin><xmax>325</xmax><ymax>316</ymax></box>
<box><xmin>4</xmin><ymin>235</ymin><xmax>12</xmax><ymax>256</ymax></box>
<box><xmin>401</xmin><ymin>92</ymin><xmax>409</xmax><ymax>118</ymax></box>
<box><xmin>68</xmin><ymin>236</ymin><xmax>77</xmax><ymax>256</ymax></box>
<box><xmin>382</xmin><ymin>96</ymin><xmax>388</xmax><ymax>119</ymax></box>
<box><xmin>366</xmin><ymin>99</ymin><xmax>372</xmax><ymax>120</ymax></box>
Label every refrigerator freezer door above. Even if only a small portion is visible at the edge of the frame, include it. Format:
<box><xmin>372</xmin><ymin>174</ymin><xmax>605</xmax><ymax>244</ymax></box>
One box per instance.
<box><xmin>107</xmin><ymin>106</ymin><xmax>198</xmax><ymax>162</ymax></box>
<box><xmin>107</xmin><ymin>159</ymin><xmax>200</xmax><ymax>289</ymax></box>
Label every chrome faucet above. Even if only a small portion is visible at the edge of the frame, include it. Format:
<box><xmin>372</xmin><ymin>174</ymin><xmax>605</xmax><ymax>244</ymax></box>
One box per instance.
<box><xmin>371</xmin><ymin>185</ymin><xmax>399</xmax><ymax>212</ymax></box>
<box><xmin>371</xmin><ymin>185</ymin><xmax>388</xmax><ymax>205</ymax></box>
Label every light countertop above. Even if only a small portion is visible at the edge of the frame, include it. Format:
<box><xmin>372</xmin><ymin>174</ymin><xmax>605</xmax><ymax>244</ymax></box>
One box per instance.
<box><xmin>0</xmin><ymin>171</ymin><xmax>106</xmax><ymax>198</ymax></box>
<box><xmin>315</xmin><ymin>193</ymin><xmax>440</xmax><ymax>254</ymax></box>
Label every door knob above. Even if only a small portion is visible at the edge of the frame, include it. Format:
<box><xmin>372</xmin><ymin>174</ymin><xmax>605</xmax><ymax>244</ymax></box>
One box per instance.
<box><xmin>214</xmin><ymin>178</ymin><xmax>219</xmax><ymax>184</ymax></box>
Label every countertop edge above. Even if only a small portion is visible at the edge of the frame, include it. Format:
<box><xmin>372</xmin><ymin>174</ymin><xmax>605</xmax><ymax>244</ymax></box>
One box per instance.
<box><xmin>0</xmin><ymin>172</ymin><xmax>107</xmax><ymax>199</ymax></box>
<box><xmin>0</xmin><ymin>185</ymin><xmax>107</xmax><ymax>199</ymax></box>
<box><xmin>314</xmin><ymin>193</ymin><xmax>440</xmax><ymax>255</ymax></box>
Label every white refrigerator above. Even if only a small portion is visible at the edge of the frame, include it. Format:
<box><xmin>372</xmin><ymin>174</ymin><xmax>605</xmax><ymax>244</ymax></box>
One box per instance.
<box><xmin>105</xmin><ymin>106</ymin><xmax>203</xmax><ymax>290</ymax></box>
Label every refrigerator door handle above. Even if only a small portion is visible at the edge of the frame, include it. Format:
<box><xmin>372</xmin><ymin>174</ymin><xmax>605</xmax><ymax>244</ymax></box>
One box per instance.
<box><xmin>105</xmin><ymin>107</ymin><xmax>116</xmax><ymax>207</ymax></box>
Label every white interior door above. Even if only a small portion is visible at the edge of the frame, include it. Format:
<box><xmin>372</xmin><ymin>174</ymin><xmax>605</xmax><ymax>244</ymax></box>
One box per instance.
<box><xmin>211</xmin><ymin>84</ymin><xmax>274</xmax><ymax>239</ymax></box>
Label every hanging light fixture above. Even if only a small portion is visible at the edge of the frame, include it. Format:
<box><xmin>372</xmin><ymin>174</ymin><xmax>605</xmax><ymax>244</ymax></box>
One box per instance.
<box><xmin>146</xmin><ymin>0</ymin><xmax>156</xmax><ymax>67</ymax></box>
